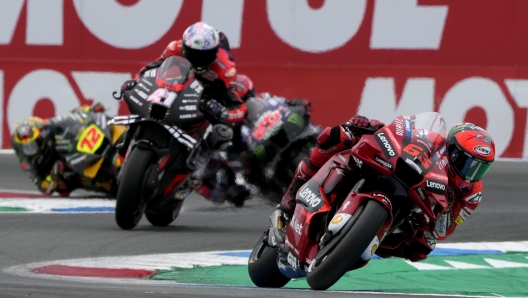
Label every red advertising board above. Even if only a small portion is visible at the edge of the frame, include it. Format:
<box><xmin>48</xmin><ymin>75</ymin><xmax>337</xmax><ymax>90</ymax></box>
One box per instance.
<box><xmin>1</xmin><ymin>0</ymin><xmax>528</xmax><ymax>158</ymax></box>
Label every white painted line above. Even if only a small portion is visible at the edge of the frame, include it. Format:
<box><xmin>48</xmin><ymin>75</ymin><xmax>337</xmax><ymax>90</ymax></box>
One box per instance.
<box><xmin>0</xmin><ymin>198</ymin><xmax>115</xmax><ymax>213</ymax></box>
<box><xmin>0</xmin><ymin>149</ymin><xmax>14</xmax><ymax>154</ymax></box>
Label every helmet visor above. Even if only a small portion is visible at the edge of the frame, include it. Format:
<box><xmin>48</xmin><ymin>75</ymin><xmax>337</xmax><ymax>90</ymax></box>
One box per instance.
<box><xmin>21</xmin><ymin>141</ymin><xmax>40</xmax><ymax>156</ymax></box>
<box><xmin>448</xmin><ymin>145</ymin><xmax>492</xmax><ymax>182</ymax></box>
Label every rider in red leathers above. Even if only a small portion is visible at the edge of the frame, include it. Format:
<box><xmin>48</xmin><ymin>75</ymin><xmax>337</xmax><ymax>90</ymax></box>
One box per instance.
<box><xmin>271</xmin><ymin>117</ymin><xmax>496</xmax><ymax>264</ymax></box>
<box><xmin>121</xmin><ymin>22</ymin><xmax>246</xmax><ymax>124</ymax></box>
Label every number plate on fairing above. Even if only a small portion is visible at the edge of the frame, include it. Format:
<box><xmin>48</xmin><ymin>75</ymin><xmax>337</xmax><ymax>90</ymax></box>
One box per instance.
<box><xmin>76</xmin><ymin>124</ymin><xmax>105</xmax><ymax>154</ymax></box>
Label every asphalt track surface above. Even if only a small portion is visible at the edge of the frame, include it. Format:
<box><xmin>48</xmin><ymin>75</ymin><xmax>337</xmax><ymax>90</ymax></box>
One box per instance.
<box><xmin>0</xmin><ymin>153</ymin><xmax>526</xmax><ymax>298</ymax></box>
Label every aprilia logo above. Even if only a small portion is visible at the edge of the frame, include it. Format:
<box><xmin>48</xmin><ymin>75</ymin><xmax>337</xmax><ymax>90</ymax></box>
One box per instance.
<box><xmin>425</xmin><ymin>179</ymin><xmax>446</xmax><ymax>194</ymax></box>
<box><xmin>298</xmin><ymin>185</ymin><xmax>322</xmax><ymax>208</ymax></box>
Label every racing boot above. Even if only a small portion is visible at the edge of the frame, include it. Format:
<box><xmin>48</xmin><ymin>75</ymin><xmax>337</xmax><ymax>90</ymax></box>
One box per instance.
<box><xmin>268</xmin><ymin>159</ymin><xmax>318</xmax><ymax>248</ymax></box>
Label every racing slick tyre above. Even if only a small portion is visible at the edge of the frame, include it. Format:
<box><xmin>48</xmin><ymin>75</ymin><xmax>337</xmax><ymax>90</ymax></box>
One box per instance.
<box><xmin>145</xmin><ymin>200</ymin><xmax>183</xmax><ymax>227</ymax></box>
<box><xmin>248</xmin><ymin>232</ymin><xmax>291</xmax><ymax>288</ymax></box>
<box><xmin>115</xmin><ymin>148</ymin><xmax>152</xmax><ymax>230</ymax></box>
<box><xmin>306</xmin><ymin>200</ymin><xmax>389</xmax><ymax>290</ymax></box>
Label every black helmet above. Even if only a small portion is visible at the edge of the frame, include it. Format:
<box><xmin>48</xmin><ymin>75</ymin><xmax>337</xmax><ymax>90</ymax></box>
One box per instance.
<box><xmin>182</xmin><ymin>22</ymin><xmax>220</xmax><ymax>71</ymax></box>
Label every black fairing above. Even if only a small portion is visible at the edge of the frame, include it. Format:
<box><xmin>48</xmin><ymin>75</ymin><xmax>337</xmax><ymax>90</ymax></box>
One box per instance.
<box><xmin>122</xmin><ymin>56</ymin><xmax>208</xmax><ymax>131</ymax></box>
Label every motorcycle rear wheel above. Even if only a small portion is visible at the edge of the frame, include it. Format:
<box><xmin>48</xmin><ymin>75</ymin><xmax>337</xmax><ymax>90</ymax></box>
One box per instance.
<box><xmin>115</xmin><ymin>148</ymin><xmax>152</xmax><ymax>230</ymax></box>
<box><xmin>248</xmin><ymin>232</ymin><xmax>291</xmax><ymax>288</ymax></box>
<box><xmin>306</xmin><ymin>200</ymin><xmax>389</xmax><ymax>290</ymax></box>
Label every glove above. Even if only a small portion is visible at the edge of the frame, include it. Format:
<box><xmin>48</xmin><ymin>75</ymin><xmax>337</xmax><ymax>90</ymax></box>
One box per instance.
<box><xmin>346</xmin><ymin>115</ymin><xmax>385</xmax><ymax>136</ymax></box>
<box><xmin>201</xmin><ymin>99</ymin><xmax>228</xmax><ymax>122</ymax></box>
<box><xmin>121</xmin><ymin>79</ymin><xmax>137</xmax><ymax>92</ymax></box>
<box><xmin>288</xmin><ymin>98</ymin><xmax>312</xmax><ymax>116</ymax></box>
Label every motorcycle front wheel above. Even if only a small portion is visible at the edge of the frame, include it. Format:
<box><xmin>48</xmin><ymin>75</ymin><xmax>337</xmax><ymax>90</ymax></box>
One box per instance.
<box><xmin>306</xmin><ymin>200</ymin><xmax>389</xmax><ymax>290</ymax></box>
<box><xmin>248</xmin><ymin>231</ymin><xmax>291</xmax><ymax>288</ymax></box>
<box><xmin>115</xmin><ymin>148</ymin><xmax>152</xmax><ymax>230</ymax></box>
<box><xmin>145</xmin><ymin>200</ymin><xmax>184</xmax><ymax>227</ymax></box>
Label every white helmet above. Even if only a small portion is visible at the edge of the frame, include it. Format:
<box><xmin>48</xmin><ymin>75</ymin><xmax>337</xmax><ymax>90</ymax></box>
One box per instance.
<box><xmin>182</xmin><ymin>22</ymin><xmax>220</xmax><ymax>70</ymax></box>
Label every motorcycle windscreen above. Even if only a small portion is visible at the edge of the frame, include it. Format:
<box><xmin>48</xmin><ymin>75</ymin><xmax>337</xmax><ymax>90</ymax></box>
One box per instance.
<box><xmin>125</xmin><ymin>56</ymin><xmax>206</xmax><ymax>125</ymax></box>
<box><xmin>156</xmin><ymin>56</ymin><xmax>193</xmax><ymax>90</ymax></box>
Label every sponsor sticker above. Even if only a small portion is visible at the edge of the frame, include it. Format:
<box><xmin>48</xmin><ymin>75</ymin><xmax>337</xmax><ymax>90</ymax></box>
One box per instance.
<box><xmin>405</xmin><ymin>158</ymin><xmax>422</xmax><ymax>174</ymax></box>
<box><xmin>395</xmin><ymin>118</ymin><xmax>404</xmax><ymax>136</ymax></box>
<box><xmin>465</xmin><ymin>192</ymin><xmax>482</xmax><ymax>203</ymax></box>
<box><xmin>375</xmin><ymin>132</ymin><xmax>396</xmax><ymax>159</ymax></box>
<box><xmin>372</xmin><ymin>193</ymin><xmax>392</xmax><ymax>210</ymax></box>
<box><xmin>459</xmin><ymin>208</ymin><xmax>471</xmax><ymax>221</ymax></box>
<box><xmin>225</xmin><ymin>67</ymin><xmax>236</xmax><ymax>78</ymax></box>
<box><xmin>374</xmin><ymin>155</ymin><xmax>393</xmax><ymax>170</ymax></box>
<box><xmin>289</xmin><ymin>216</ymin><xmax>303</xmax><ymax>235</ymax></box>
<box><xmin>297</xmin><ymin>184</ymin><xmax>322</xmax><ymax>208</ymax></box>
<box><xmin>287</xmin><ymin>252</ymin><xmax>298</xmax><ymax>270</ymax></box>
<box><xmin>425</xmin><ymin>179</ymin><xmax>446</xmax><ymax>195</ymax></box>
<box><xmin>416</xmin><ymin>187</ymin><xmax>427</xmax><ymax>201</ymax></box>
<box><xmin>331</xmin><ymin>215</ymin><xmax>343</xmax><ymax>224</ymax></box>
<box><xmin>474</xmin><ymin>145</ymin><xmax>492</xmax><ymax>156</ymax></box>
<box><xmin>435</xmin><ymin>214</ymin><xmax>448</xmax><ymax>237</ymax></box>
<box><xmin>455</xmin><ymin>215</ymin><xmax>465</xmax><ymax>225</ymax></box>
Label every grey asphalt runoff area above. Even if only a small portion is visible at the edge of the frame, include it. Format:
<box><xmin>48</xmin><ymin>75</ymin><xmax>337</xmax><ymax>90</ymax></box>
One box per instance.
<box><xmin>0</xmin><ymin>153</ymin><xmax>526</xmax><ymax>297</ymax></box>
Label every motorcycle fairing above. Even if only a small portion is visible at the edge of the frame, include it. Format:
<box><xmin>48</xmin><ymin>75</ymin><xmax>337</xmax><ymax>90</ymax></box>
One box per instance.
<box><xmin>54</xmin><ymin>111</ymin><xmax>118</xmax><ymax>178</ymax></box>
<box><xmin>282</xmin><ymin>152</ymin><xmax>368</xmax><ymax>275</ymax></box>
<box><xmin>123</xmin><ymin>56</ymin><xmax>207</xmax><ymax>128</ymax></box>
<box><xmin>241</xmin><ymin>96</ymin><xmax>313</xmax><ymax>161</ymax></box>
<box><xmin>352</xmin><ymin>115</ymin><xmax>449</xmax><ymax>220</ymax></box>
<box><xmin>109</xmin><ymin>116</ymin><xmax>198</xmax><ymax>150</ymax></box>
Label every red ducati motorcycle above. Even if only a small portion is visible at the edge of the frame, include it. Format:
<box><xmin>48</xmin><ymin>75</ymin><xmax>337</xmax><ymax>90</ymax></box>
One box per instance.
<box><xmin>248</xmin><ymin>112</ymin><xmax>450</xmax><ymax>290</ymax></box>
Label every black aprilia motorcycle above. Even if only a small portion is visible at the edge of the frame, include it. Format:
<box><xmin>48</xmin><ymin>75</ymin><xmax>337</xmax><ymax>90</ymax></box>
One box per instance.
<box><xmin>110</xmin><ymin>56</ymin><xmax>229</xmax><ymax>230</ymax></box>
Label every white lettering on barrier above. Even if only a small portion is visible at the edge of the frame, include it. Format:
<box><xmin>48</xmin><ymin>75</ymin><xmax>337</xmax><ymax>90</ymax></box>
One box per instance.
<box><xmin>0</xmin><ymin>0</ymin><xmax>24</xmax><ymax>44</ymax></box>
<box><xmin>8</xmin><ymin>70</ymin><xmax>81</xmax><ymax>133</ymax></box>
<box><xmin>439</xmin><ymin>77</ymin><xmax>513</xmax><ymax>157</ymax></box>
<box><xmin>505</xmin><ymin>79</ymin><xmax>528</xmax><ymax>159</ymax></box>
<box><xmin>267</xmin><ymin>0</ymin><xmax>367</xmax><ymax>53</ymax></box>
<box><xmin>357</xmin><ymin>77</ymin><xmax>434</xmax><ymax>122</ymax></box>
<box><xmin>371</xmin><ymin>0</ymin><xmax>448</xmax><ymax>49</ymax></box>
<box><xmin>0</xmin><ymin>70</ymin><xmax>3</xmax><ymax>146</ymax></box>
<box><xmin>0</xmin><ymin>0</ymin><xmax>450</xmax><ymax>50</ymax></box>
<box><xmin>201</xmin><ymin>0</ymin><xmax>244</xmax><ymax>49</ymax></box>
<box><xmin>71</xmin><ymin>72</ymin><xmax>132</xmax><ymax>117</ymax></box>
<box><xmin>72</xmin><ymin>0</ymin><xmax>183</xmax><ymax>49</ymax></box>
<box><xmin>358</xmin><ymin>77</ymin><xmax>514</xmax><ymax>157</ymax></box>
<box><xmin>27</xmin><ymin>0</ymin><xmax>63</xmax><ymax>45</ymax></box>
<box><xmin>6</xmin><ymin>70</ymin><xmax>131</xmax><ymax>139</ymax></box>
